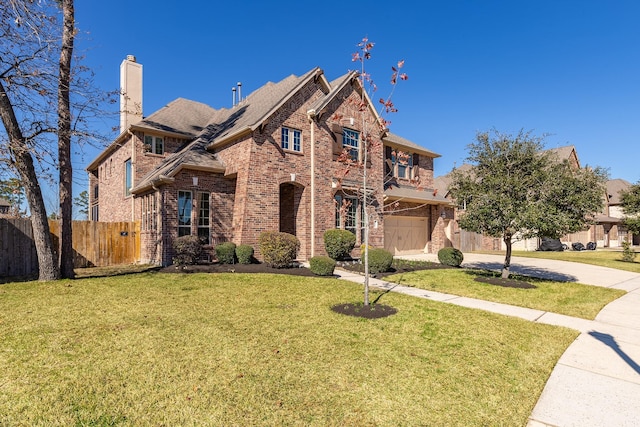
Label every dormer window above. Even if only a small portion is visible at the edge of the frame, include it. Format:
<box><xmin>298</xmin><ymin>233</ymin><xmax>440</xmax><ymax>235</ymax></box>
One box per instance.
<box><xmin>281</xmin><ymin>127</ymin><xmax>302</xmax><ymax>152</ymax></box>
<box><xmin>144</xmin><ymin>134</ymin><xmax>164</xmax><ymax>155</ymax></box>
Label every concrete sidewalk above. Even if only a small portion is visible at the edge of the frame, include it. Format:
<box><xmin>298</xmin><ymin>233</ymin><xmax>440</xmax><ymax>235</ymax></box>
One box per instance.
<box><xmin>334</xmin><ymin>253</ymin><xmax>640</xmax><ymax>426</ymax></box>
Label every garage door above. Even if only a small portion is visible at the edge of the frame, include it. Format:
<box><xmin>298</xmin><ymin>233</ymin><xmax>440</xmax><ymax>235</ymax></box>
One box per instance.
<box><xmin>384</xmin><ymin>216</ymin><xmax>428</xmax><ymax>255</ymax></box>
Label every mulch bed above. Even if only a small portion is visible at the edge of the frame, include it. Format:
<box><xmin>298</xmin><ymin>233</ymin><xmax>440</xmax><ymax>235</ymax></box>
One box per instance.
<box><xmin>158</xmin><ymin>262</ymin><xmax>318</xmax><ymax>277</ymax></box>
<box><xmin>474</xmin><ymin>276</ymin><xmax>536</xmax><ymax>289</ymax></box>
<box><xmin>330</xmin><ymin>302</ymin><xmax>398</xmax><ymax>319</ymax></box>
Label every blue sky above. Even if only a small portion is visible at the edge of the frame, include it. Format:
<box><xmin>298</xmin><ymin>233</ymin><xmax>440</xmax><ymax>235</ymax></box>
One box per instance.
<box><xmin>71</xmin><ymin>0</ymin><xmax>640</xmax><ymax>198</ymax></box>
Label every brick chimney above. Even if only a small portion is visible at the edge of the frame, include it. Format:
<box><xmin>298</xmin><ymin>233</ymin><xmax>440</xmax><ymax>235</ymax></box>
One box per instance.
<box><xmin>120</xmin><ymin>55</ymin><xmax>143</xmax><ymax>132</ymax></box>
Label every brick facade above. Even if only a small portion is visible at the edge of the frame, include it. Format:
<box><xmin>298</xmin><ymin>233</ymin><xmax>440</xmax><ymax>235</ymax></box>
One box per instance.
<box><xmin>87</xmin><ymin>68</ymin><xmax>449</xmax><ymax>265</ymax></box>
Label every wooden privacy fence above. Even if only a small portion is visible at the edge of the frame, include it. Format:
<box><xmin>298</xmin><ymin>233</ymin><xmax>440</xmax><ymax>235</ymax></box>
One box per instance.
<box><xmin>0</xmin><ymin>218</ymin><xmax>38</xmax><ymax>278</ymax></box>
<box><xmin>0</xmin><ymin>219</ymin><xmax>140</xmax><ymax>278</ymax></box>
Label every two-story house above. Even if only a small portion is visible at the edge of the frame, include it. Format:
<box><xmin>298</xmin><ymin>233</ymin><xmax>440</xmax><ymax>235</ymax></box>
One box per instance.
<box><xmin>86</xmin><ymin>56</ymin><xmax>452</xmax><ymax>265</ymax></box>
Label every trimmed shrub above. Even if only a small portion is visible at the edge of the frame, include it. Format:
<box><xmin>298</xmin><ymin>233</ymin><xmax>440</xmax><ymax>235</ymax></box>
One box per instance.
<box><xmin>621</xmin><ymin>240</ymin><xmax>637</xmax><ymax>263</ymax></box>
<box><xmin>215</xmin><ymin>242</ymin><xmax>237</xmax><ymax>264</ymax></box>
<box><xmin>309</xmin><ymin>256</ymin><xmax>337</xmax><ymax>276</ymax></box>
<box><xmin>366</xmin><ymin>248</ymin><xmax>394</xmax><ymax>274</ymax></box>
<box><xmin>324</xmin><ymin>229</ymin><xmax>356</xmax><ymax>260</ymax></box>
<box><xmin>172</xmin><ymin>235</ymin><xmax>203</xmax><ymax>265</ymax></box>
<box><xmin>437</xmin><ymin>247</ymin><xmax>464</xmax><ymax>267</ymax></box>
<box><xmin>236</xmin><ymin>244</ymin><xmax>254</xmax><ymax>264</ymax></box>
<box><xmin>259</xmin><ymin>231</ymin><xmax>300</xmax><ymax>268</ymax></box>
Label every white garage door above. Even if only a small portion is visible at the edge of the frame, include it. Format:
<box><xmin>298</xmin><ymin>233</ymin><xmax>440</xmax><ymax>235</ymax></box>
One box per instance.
<box><xmin>384</xmin><ymin>216</ymin><xmax>428</xmax><ymax>255</ymax></box>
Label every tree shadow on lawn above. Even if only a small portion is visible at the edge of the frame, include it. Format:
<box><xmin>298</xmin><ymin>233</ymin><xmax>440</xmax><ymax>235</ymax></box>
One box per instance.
<box><xmin>462</xmin><ymin>261</ymin><xmax>577</xmax><ymax>283</ymax></box>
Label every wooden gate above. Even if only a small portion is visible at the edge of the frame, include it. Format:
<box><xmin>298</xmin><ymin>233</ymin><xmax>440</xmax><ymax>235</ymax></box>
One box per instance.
<box><xmin>49</xmin><ymin>221</ymin><xmax>141</xmax><ymax>268</ymax></box>
<box><xmin>457</xmin><ymin>229</ymin><xmax>485</xmax><ymax>252</ymax></box>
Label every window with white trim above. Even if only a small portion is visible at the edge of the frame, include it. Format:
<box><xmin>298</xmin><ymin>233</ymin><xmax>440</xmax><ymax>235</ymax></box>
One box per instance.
<box><xmin>342</xmin><ymin>128</ymin><xmax>359</xmax><ymax>161</ymax></box>
<box><xmin>144</xmin><ymin>134</ymin><xmax>164</xmax><ymax>155</ymax></box>
<box><xmin>178</xmin><ymin>190</ymin><xmax>192</xmax><ymax>237</ymax></box>
<box><xmin>281</xmin><ymin>127</ymin><xmax>302</xmax><ymax>152</ymax></box>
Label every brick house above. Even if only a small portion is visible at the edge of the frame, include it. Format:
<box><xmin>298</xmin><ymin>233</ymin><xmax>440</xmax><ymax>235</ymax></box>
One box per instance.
<box><xmin>86</xmin><ymin>56</ymin><xmax>452</xmax><ymax>266</ymax></box>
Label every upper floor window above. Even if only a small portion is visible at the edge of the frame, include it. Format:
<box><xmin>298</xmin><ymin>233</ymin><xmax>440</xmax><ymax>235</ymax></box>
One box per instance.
<box><xmin>281</xmin><ymin>127</ymin><xmax>302</xmax><ymax>152</ymax></box>
<box><xmin>391</xmin><ymin>150</ymin><xmax>415</xmax><ymax>179</ymax></box>
<box><xmin>124</xmin><ymin>159</ymin><xmax>132</xmax><ymax>197</ymax></box>
<box><xmin>342</xmin><ymin>128</ymin><xmax>359</xmax><ymax>161</ymax></box>
<box><xmin>144</xmin><ymin>134</ymin><xmax>164</xmax><ymax>155</ymax></box>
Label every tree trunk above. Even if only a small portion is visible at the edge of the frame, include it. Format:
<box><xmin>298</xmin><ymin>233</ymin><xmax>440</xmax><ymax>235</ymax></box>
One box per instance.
<box><xmin>0</xmin><ymin>81</ymin><xmax>60</xmax><ymax>281</ymax></box>
<box><xmin>57</xmin><ymin>0</ymin><xmax>75</xmax><ymax>279</ymax></box>
<box><xmin>502</xmin><ymin>234</ymin><xmax>512</xmax><ymax>279</ymax></box>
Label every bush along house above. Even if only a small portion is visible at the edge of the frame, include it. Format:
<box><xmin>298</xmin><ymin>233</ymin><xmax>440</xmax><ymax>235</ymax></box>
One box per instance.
<box><xmin>86</xmin><ymin>56</ymin><xmax>452</xmax><ymax>266</ymax></box>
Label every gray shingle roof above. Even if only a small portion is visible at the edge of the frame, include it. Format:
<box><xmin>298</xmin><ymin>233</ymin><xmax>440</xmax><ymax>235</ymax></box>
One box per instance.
<box><xmin>134</xmin><ymin>98</ymin><xmax>216</xmax><ymax>137</ymax></box>
<box><xmin>384</xmin><ymin>132</ymin><xmax>441</xmax><ymax>158</ymax></box>
<box><xmin>384</xmin><ymin>183</ymin><xmax>451</xmax><ymax>204</ymax></box>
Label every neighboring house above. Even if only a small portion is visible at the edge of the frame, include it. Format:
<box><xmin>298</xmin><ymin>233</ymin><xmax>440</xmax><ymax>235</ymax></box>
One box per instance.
<box><xmin>0</xmin><ymin>197</ymin><xmax>11</xmax><ymax>216</ymax></box>
<box><xmin>599</xmin><ymin>178</ymin><xmax>638</xmax><ymax>246</ymax></box>
<box><xmin>434</xmin><ymin>145</ymin><xmax>632</xmax><ymax>251</ymax></box>
<box><xmin>86</xmin><ymin>56</ymin><xmax>452</xmax><ymax>266</ymax></box>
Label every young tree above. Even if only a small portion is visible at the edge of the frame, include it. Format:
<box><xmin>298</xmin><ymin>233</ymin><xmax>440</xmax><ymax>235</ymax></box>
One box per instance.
<box><xmin>620</xmin><ymin>181</ymin><xmax>640</xmax><ymax>235</ymax></box>
<box><xmin>449</xmin><ymin>129</ymin><xmax>607</xmax><ymax>278</ymax></box>
<box><xmin>335</xmin><ymin>38</ymin><xmax>407</xmax><ymax>306</ymax></box>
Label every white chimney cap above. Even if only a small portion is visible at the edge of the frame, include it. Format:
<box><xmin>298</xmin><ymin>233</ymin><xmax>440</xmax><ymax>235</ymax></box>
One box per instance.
<box><xmin>126</xmin><ymin>55</ymin><xmax>136</xmax><ymax>62</ymax></box>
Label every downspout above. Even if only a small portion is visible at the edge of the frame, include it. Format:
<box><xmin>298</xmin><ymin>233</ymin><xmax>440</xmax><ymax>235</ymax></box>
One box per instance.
<box><xmin>129</xmin><ymin>129</ymin><xmax>136</xmax><ymax>222</ymax></box>
<box><xmin>307</xmin><ymin>109</ymin><xmax>316</xmax><ymax>257</ymax></box>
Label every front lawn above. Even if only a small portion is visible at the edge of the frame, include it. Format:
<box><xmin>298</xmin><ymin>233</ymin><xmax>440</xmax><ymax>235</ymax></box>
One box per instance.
<box><xmin>0</xmin><ymin>272</ymin><xmax>576</xmax><ymax>426</ymax></box>
<box><xmin>384</xmin><ymin>268</ymin><xmax>625</xmax><ymax>319</ymax></box>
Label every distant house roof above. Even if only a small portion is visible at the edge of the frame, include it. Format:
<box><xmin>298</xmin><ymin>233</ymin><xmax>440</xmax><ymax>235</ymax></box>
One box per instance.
<box><xmin>0</xmin><ymin>197</ymin><xmax>10</xmax><ymax>207</ymax></box>
<box><xmin>433</xmin><ymin>163</ymin><xmax>474</xmax><ymax>196</ymax></box>
<box><xmin>606</xmin><ymin>178</ymin><xmax>631</xmax><ymax>205</ymax></box>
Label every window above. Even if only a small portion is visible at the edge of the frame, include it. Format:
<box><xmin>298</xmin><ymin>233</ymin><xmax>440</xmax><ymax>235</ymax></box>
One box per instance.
<box><xmin>342</xmin><ymin>128</ymin><xmax>359</xmax><ymax>161</ymax></box>
<box><xmin>392</xmin><ymin>150</ymin><xmax>414</xmax><ymax>179</ymax></box>
<box><xmin>91</xmin><ymin>205</ymin><xmax>99</xmax><ymax>221</ymax></box>
<box><xmin>93</xmin><ymin>184</ymin><xmax>99</xmax><ymax>199</ymax></box>
<box><xmin>142</xmin><ymin>193</ymin><xmax>157</xmax><ymax>232</ymax></box>
<box><xmin>281</xmin><ymin>127</ymin><xmax>302</xmax><ymax>152</ymax></box>
<box><xmin>144</xmin><ymin>135</ymin><xmax>164</xmax><ymax>155</ymax></box>
<box><xmin>335</xmin><ymin>194</ymin><xmax>360</xmax><ymax>236</ymax></box>
<box><xmin>178</xmin><ymin>191</ymin><xmax>192</xmax><ymax>237</ymax></box>
<box><xmin>124</xmin><ymin>159</ymin><xmax>132</xmax><ymax>196</ymax></box>
<box><xmin>197</xmin><ymin>192</ymin><xmax>210</xmax><ymax>244</ymax></box>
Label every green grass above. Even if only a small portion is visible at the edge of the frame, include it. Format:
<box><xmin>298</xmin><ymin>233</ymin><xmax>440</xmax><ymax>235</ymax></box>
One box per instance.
<box><xmin>384</xmin><ymin>268</ymin><xmax>626</xmax><ymax>319</ymax></box>
<box><xmin>0</xmin><ymin>272</ymin><xmax>576</xmax><ymax>426</ymax></box>
<box><xmin>476</xmin><ymin>249</ymin><xmax>640</xmax><ymax>273</ymax></box>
